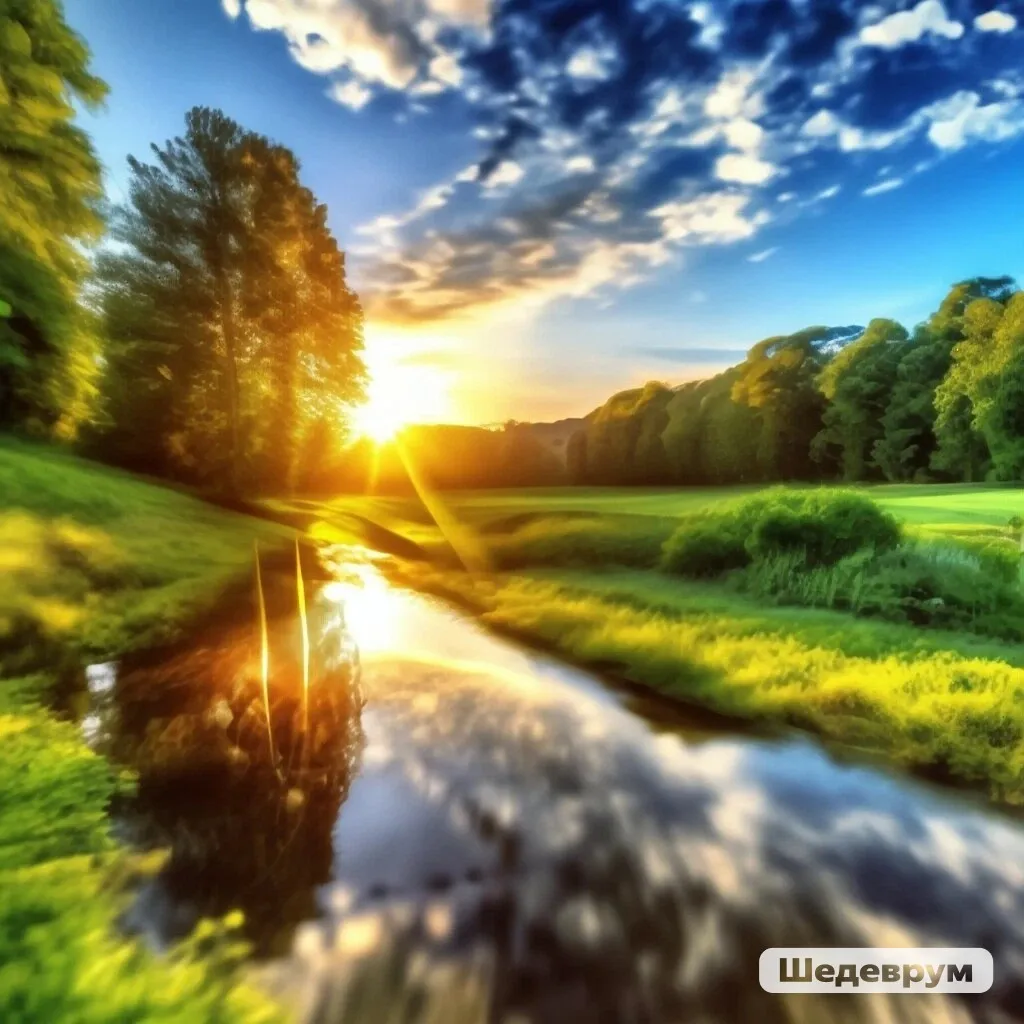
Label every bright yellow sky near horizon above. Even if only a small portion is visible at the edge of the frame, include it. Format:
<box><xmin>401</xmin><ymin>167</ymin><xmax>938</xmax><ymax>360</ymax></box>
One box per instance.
<box><xmin>352</xmin><ymin>318</ymin><xmax>694</xmax><ymax>438</ymax></box>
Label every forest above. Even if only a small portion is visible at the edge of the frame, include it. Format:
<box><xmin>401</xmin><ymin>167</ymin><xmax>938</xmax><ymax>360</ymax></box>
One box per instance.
<box><xmin>568</xmin><ymin>277</ymin><xmax>1024</xmax><ymax>488</ymax></box>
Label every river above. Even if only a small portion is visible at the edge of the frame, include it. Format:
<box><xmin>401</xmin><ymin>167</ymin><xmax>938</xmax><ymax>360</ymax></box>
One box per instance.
<box><xmin>77</xmin><ymin>547</ymin><xmax>1024</xmax><ymax>1023</ymax></box>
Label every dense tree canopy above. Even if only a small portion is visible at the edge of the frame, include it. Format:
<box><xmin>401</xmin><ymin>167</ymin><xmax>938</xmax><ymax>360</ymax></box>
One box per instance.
<box><xmin>567</xmin><ymin>277</ymin><xmax>1024</xmax><ymax>489</ymax></box>
<box><xmin>93</xmin><ymin>108</ymin><xmax>365</xmax><ymax>494</ymax></box>
<box><xmin>0</xmin><ymin>0</ymin><xmax>106</xmax><ymax>436</ymax></box>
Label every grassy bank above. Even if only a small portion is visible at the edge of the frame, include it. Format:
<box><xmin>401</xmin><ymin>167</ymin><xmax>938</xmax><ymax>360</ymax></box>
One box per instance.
<box><xmin>389</xmin><ymin>561</ymin><xmax>1024</xmax><ymax>802</ymax></box>
<box><xmin>299</xmin><ymin>481</ymin><xmax>1024</xmax><ymax>803</ymax></box>
<box><xmin>0</xmin><ymin>439</ymin><xmax>289</xmax><ymax>1021</ymax></box>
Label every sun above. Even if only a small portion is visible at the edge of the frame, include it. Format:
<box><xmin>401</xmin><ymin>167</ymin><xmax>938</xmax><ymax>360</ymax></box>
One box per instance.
<box><xmin>352</xmin><ymin>341</ymin><xmax>453</xmax><ymax>443</ymax></box>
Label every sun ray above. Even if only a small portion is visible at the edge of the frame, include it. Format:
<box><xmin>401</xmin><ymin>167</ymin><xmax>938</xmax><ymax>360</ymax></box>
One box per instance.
<box><xmin>295</xmin><ymin>539</ymin><xmax>310</xmax><ymax>737</ymax></box>
<box><xmin>253</xmin><ymin>541</ymin><xmax>275</xmax><ymax>765</ymax></box>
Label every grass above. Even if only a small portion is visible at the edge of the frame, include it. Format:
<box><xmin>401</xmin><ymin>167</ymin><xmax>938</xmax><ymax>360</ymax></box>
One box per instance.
<box><xmin>0</xmin><ymin>438</ymin><xmax>288</xmax><ymax>1022</ymax></box>
<box><xmin>389</xmin><ymin>562</ymin><xmax>1024</xmax><ymax>803</ymax></box>
<box><xmin>308</xmin><ymin>479</ymin><xmax>1024</xmax><ymax>803</ymax></box>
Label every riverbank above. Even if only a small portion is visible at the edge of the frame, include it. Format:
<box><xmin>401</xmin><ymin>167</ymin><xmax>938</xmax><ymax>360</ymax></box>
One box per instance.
<box><xmin>0</xmin><ymin>439</ymin><xmax>288</xmax><ymax>1020</ymax></box>
<box><xmin>386</xmin><ymin>559</ymin><xmax>1024</xmax><ymax>805</ymax></box>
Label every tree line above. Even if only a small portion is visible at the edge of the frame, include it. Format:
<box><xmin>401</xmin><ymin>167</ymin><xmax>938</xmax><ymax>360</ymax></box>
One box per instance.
<box><xmin>568</xmin><ymin>276</ymin><xmax>1024</xmax><ymax>487</ymax></box>
<box><xmin>5</xmin><ymin>2</ymin><xmax>1024</xmax><ymax>498</ymax></box>
<box><xmin>2</xmin><ymin>1</ymin><xmax>364</xmax><ymax>496</ymax></box>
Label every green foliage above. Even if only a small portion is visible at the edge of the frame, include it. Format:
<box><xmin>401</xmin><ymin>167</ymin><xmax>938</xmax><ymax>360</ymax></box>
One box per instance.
<box><xmin>93</xmin><ymin>107</ymin><xmax>365</xmax><ymax>494</ymax></box>
<box><xmin>812</xmin><ymin>319</ymin><xmax>908</xmax><ymax>480</ymax></box>
<box><xmin>661</xmin><ymin>489</ymin><xmax>901</xmax><ymax>577</ymax></box>
<box><xmin>0</xmin><ymin>0</ymin><xmax>106</xmax><ymax>437</ymax></box>
<box><xmin>730</xmin><ymin>326</ymin><xmax>828</xmax><ymax>480</ymax></box>
<box><xmin>659</xmin><ymin>514</ymin><xmax>749</xmax><ymax>577</ymax></box>
<box><xmin>561</xmin><ymin>275</ymin><xmax>1024</xmax><ymax>494</ymax></box>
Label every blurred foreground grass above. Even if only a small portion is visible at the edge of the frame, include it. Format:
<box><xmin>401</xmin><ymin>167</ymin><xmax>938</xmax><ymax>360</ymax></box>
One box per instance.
<box><xmin>0</xmin><ymin>439</ymin><xmax>287</xmax><ymax>1021</ymax></box>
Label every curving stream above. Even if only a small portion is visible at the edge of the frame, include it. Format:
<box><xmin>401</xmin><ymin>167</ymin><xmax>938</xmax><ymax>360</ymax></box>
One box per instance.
<box><xmin>79</xmin><ymin>548</ymin><xmax>1024</xmax><ymax>1023</ymax></box>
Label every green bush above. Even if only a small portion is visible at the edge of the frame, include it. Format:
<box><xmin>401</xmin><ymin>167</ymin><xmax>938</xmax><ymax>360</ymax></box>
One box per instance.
<box><xmin>662</xmin><ymin>489</ymin><xmax>901</xmax><ymax>577</ymax></box>
<box><xmin>737</xmin><ymin>538</ymin><xmax>1024</xmax><ymax>642</ymax></box>
<box><xmin>743</xmin><ymin>490</ymin><xmax>901</xmax><ymax>565</ymax></box>
<box><xmin>659</xmin><ymin>514</ymin><xmax>749</xmax><ymax>577</ymax></box>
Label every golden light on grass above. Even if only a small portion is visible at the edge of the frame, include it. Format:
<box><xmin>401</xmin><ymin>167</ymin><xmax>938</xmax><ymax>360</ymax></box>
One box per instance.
<box><xmin>253</xmin><ymin>541</ymin><xmax>275</xmax><ymax>764</ymax></box>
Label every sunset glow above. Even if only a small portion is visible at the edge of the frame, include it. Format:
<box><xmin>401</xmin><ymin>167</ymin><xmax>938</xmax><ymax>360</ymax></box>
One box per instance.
<box><xmin>352</xmin><ymin>333</ymin><xmax>453</xmax><ymax>443</ymax></box>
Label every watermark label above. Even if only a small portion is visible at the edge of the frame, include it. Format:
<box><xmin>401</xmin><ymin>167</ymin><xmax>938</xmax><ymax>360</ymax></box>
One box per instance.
<box><xmin>760</xmin><ymin>948</ymin><xmax>993</xmax><ymax>994</ymax></box>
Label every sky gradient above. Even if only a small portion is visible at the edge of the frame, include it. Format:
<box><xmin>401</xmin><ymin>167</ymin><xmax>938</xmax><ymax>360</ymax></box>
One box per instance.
<box><xmin>67</xmin><ymin>0</ymin><xmax>1024</xmax><ymax>423</ymax></box>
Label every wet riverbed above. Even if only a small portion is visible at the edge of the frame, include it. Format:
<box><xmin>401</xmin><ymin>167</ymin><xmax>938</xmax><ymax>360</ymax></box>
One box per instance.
<box><xmin>77</xmin><ymin>548</ymin><xmax>1024</xmax><ymax>1022</ymax></box>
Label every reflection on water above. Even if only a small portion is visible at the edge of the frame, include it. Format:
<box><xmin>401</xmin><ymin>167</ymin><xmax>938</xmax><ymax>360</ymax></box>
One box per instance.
<box><xmin>83</xmin><ymin>547</ymin><xmax>1024</xmax><ymax>1021</ymax></box>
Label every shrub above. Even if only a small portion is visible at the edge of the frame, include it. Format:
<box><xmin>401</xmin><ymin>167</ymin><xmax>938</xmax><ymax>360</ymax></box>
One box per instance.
<box><xmin>736</xmin><ymin>537</ymin><xmax>1024</xmax><ymax>642</ymax></box>
<box><xmin>662</xmin><ymin>489</ymin><xmax>900</xmax><ymax>578</ymax></box>
<box><xmin>742</xmin><ymin>490</ymin><xmax>901</xmax><ymax>565</ymax></box>
<box><xmin>660</xmin><ymin>515</ymin><xmax>749</xmax><ymax>577</ymax></box>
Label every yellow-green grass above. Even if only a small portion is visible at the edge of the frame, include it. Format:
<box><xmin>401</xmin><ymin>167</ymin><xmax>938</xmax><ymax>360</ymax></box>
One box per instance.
<box><xmin>390</xmin><ymin>562</ymin><xmax>1024</xmax><ymax>804</ymax></box>
<box><xmin>0</xmin><ymin>438</ymin><xmax>287</xmax><ymax>1021</ymax></box>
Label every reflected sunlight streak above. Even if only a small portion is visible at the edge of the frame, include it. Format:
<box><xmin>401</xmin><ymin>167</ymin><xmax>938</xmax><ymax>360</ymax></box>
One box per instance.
<box><xmin>254</xmin><ymin>541</ymin><xmax>276</xmax><ymax>763</ymax></box>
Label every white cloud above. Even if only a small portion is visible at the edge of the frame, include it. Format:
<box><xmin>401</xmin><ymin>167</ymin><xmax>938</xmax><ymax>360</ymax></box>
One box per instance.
<box><xmin>652</xmin><ymin>191</ymin><xmax>768</xmax><ymax>244</ymax></box>
<box><xmin>859</xmin><ymin>0</ymin><xmax>963</xmax><ymax>49</ymax></box>
<box><xmin>484</xmin><ymin>161</ymin><xmax>525</xmax><ymax>188</ymax></box>
<box><xmin>748</xmin><ymin>246</ymin><xmax>779</xmax><ymax>263</ymax></box>
<box><xmin>704</xmin><ymin>68</ymin><xmax>761</xmax><ymax>120</ymax></box>
<box><xmin>328</xmin><ymin>78</ymin><xmax>373</xmax><ymax>110</ymax></box>
<box><xmin>567</xmin><ymin>47</ymin><xmax>616</xmax><ymax>81</ymax></box>
<box><xmin>714</xmin><ymin>152</ymin><xmax>777</xmax><ymax>184</ymax></box>
<box><xmin>816</xmin><ymin>184</ymin><xmax>841</xmax><ymax>200</ymax></box>
<box><xmin>801</xmin><ymin>109</ymin><xmax>841</xmax><ymax>138</ymax></box>
<box><xmin>925</xmin><ymin>90</ymin><xmax>1024</xmax><ymax>149</ymax></box>
<box><xmin>862</xmin><ymin>177</ymin><xmax>904</xmax><ymax>196</ymax></box>
<box><xmin>722</xmin><ymin>118</ymin><xmax>765</xmax><ymax>151</ymax></box>
<box><xmin>228</xmin><ymin>0</ymin><xmax>486</xmax><ymax>93</ymax></box>
<box><xmin>565</xmin><ymin>155</ymin><xmax>596</xmax><ymax>174</ymax></box>
<box><xmin>429</xmin><ymin>52</ymin><xmax>463</xmax><ymax>88</ymax></box>
<box><xmin>974</xmin><ymin>10</ymin><xmax>1017</xmax><ymax>33</ymax></box>
<box><xmin>776</xmin><ymin>191</ymin><xmax>797</xmax><ymax>203</ymax></box>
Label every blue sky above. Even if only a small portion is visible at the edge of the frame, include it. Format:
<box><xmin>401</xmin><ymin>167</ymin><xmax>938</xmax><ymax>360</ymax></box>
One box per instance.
<box><xmin>67</xmin><ymin>0</ymin><xmax>1024</xmax><ymax>422</ymax></box>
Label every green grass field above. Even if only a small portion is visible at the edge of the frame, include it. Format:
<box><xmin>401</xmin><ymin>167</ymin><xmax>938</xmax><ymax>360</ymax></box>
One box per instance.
<box><xmin>0</xmin><ymin>439</ymin><xmax>285</xmax><ymax>1022</ymax></box>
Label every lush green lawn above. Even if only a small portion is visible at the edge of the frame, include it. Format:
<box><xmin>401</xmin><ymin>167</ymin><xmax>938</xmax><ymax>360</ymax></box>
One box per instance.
<box><xmin>304</xmin><ymin>481</ymin><xmax>1022</xmax><ymax>553</ymax></box>
<box><xmin>0</xmin><ymin>439</ymin><xmax>285</xmax><ymax>1021</ymax></box>
<box><xmin>445</xmin><ymin>482</ymin><xmax>1023</xmax><ymax>532</ymax></box>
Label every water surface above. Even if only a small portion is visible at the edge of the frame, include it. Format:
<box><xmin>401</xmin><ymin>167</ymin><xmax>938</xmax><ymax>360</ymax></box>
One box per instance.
<box><xmin>83</xmin><ymin>550</ymin><xmax>1024</xmax><ymax>1022</ymax></box>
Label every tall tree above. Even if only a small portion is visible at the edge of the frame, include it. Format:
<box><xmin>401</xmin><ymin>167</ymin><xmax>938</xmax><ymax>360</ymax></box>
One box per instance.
<box><xmin>874</xmin><ymin>279</ymin><xmax>1015</xmax><ymax>482</ymax></box>
<box><xmin>0</xmin><ymin>0</ymin><xmax>106</xmax><ymax>435</ymax></box>
<box><xmin>95</xmin><ymin>108</ymin><xmax>364</xmax><ymax>492</ymax></box>
<box><xmin>812</xmin><ymin>318</ymin><xmax>908</xmax><ymax>481</ymax></box>
<box><xmin>731</xmin><ymin>327</ymin><xmax>828</xmax><ymax>480</ymax></box>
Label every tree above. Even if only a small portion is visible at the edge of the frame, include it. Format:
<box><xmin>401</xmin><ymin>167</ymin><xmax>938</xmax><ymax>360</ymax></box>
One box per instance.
<box><xmin>812</xmin><ymin>318</ymin><xmax>908</xmax><ymax>481</ymax></box>
<box><xmin>731</xmin><ymin>327</ymin><xmax>828</xmax><ymax>480</ymax></box>
<box><xmin>95</xmin><ymin>108</ymin><xmax>365</xmax><ymax>493</ymax></box>
<box><xmin>873</xmin><ymin>279</ymin><xmax>1015</xmax><ymax>482</ymax></box>
<box><xmin>0</xmin><ymin>0</ymin><xmax>107</xmax><ymax>435</ymax></box>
